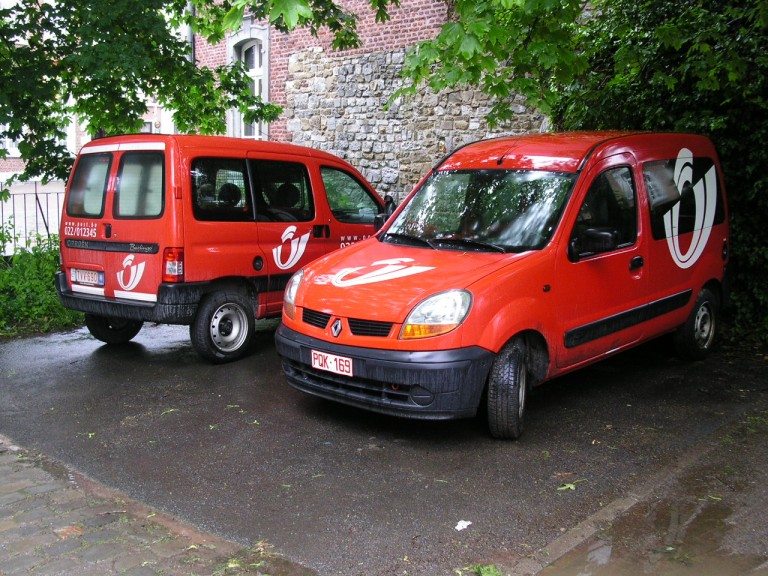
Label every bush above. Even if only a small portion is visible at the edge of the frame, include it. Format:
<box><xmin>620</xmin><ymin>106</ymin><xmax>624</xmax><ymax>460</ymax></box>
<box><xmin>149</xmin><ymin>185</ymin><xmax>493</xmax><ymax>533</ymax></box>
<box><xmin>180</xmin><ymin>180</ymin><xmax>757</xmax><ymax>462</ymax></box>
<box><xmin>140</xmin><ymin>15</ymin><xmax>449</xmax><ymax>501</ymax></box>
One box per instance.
<box><xmin>0</xmin><ymin>233</ymin><xmax>83</xmax><ymax>338</ymax></box>
<box><xmin>553</xmin><ymin>0</ymin><xmax>768</xmax><ymax>346</ymax></box>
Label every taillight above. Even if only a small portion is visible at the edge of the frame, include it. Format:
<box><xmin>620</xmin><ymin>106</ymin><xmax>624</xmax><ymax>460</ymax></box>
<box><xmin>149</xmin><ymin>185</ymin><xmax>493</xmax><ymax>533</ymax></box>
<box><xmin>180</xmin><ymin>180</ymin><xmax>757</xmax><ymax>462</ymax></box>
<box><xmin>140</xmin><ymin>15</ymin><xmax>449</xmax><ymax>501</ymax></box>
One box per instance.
<box><xmin>162</xmin><ymin>247</ymin><xmax>184</xmax><ymax>283</ymax></box>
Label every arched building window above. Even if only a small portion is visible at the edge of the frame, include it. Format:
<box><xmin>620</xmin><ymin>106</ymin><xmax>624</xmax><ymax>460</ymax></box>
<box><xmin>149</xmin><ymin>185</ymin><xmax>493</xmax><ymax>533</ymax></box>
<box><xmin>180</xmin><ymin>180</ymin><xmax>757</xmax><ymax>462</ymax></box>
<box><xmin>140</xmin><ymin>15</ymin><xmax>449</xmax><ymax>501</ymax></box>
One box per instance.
<box><xmin>228</xmin><ymin>23</ymin><xmax>269</xmax><ymax>140</ymax></box>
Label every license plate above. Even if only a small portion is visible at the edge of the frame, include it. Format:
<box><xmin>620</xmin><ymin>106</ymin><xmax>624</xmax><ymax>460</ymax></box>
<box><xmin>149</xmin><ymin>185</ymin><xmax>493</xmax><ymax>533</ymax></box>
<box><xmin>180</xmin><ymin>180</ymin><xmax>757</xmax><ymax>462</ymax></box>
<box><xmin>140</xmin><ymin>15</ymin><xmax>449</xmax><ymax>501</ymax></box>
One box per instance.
<box><xmin>311</xmin><ymin>349</ymin><xmax>354</xmax><ymax>377</ymax></box>
<box><xmin>70</xmin><ymin>268</ymin><xmax>104</xmax><ymax>287</ymax></box>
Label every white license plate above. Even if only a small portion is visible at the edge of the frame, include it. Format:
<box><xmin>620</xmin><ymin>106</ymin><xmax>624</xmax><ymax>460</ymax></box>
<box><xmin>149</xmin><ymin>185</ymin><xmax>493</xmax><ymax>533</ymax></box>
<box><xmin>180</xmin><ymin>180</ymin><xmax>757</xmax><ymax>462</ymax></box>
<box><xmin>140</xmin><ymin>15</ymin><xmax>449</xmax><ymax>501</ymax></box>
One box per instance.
<box><xmin>311</xmin><ymin>349</ymin><xmax>354</xmax><ymax>377</ymax></box>
<box><xmin>70</xmin><ymin>268</ymin><xmax>104</xmax><ymax>287</ymax></box>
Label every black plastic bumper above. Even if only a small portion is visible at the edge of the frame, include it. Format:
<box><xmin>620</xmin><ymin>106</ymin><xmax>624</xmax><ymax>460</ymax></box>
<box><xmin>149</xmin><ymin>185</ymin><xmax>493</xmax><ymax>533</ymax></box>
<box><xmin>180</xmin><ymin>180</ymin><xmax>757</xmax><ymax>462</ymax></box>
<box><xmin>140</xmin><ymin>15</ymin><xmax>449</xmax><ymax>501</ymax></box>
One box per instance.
<box><xmin>275</xmin><ymin>324</ymin><xmax>495</xmax><ymax>420</ymax></box>
<box><xmin>55</xmin><ymin>271</ymin><xmax>202</xmax><ymax>324</ymax></box>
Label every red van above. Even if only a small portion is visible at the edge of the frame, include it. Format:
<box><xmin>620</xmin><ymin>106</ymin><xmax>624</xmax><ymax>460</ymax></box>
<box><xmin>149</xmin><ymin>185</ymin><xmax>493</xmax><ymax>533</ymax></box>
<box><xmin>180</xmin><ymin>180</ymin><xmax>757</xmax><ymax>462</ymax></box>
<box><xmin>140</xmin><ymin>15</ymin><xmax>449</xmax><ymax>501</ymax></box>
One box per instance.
<box><xmin>275</xmin><ymin>132</ymin><xmax>730</xmax><ymax>438</ymax></box>
<box><xmin>56</xmin><ymin>134</ymin><xmax>386</xmax><ymax>363</ymax></box>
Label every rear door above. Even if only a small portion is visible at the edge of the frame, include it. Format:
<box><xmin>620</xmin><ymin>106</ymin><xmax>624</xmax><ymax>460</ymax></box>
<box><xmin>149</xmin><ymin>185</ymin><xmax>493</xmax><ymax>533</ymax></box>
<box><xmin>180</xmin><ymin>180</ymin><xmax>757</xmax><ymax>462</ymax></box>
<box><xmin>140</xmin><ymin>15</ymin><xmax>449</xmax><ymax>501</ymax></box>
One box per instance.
<box><xmin>61</xmin><ymin>142</ymin><xmax>168</xmax><ymax>304</ymax></box>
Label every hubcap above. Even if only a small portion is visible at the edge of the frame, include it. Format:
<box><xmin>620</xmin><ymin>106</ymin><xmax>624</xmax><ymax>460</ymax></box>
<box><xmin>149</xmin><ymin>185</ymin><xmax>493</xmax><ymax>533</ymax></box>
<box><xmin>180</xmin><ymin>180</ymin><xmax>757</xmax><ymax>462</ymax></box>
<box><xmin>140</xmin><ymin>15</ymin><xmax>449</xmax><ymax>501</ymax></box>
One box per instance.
<box><xmin>210</xmin><ymin>304</ymin><xmax>248</xmax><ymax>352</ymax></box>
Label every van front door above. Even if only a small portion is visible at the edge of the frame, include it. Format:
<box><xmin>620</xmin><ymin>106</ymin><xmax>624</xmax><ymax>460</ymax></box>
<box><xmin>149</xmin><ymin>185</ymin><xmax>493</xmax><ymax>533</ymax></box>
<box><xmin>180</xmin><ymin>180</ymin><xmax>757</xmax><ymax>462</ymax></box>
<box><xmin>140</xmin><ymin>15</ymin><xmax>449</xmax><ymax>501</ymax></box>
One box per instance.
<box><xmin>554</xmin><ymin>156</ymin><xmax>648</xmax><ymax>369</ymax></box>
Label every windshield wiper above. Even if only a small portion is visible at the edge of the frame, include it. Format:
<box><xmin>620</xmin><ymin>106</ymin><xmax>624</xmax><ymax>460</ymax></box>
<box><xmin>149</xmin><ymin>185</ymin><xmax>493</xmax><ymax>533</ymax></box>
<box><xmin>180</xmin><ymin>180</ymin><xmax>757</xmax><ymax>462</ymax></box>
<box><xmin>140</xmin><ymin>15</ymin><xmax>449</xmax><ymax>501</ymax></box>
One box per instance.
<box><xmin>431</xmin><ymin>236</ymin><xmax>507</xmax><ymax>253</ymax></box>
<box><xmin>380</xmin><ymin>232</ymin><xmax>435</xmax><ymax>249</ymax></box>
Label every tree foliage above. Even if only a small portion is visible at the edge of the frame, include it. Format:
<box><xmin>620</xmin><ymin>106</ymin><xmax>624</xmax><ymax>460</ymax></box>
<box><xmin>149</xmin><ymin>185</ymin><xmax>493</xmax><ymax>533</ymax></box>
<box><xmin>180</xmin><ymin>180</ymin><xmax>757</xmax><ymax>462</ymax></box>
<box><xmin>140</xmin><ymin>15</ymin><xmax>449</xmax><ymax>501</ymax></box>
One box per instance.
<box><xmin>551</xmin><ymin>0</ymin><xmax>768</xmax><ymax>344</ymax></box>
<box><xmin>398</xmin><ymin>0</ymin><xmax>588</xmax><ymax>122</ymax></box>
<box><xmin>0</xmin><ymin>0</ymin><xmax>282</xmax><ymax>188</ymax></box>
<box><xmin>401</xmin><ymin>0</ymin><xmax>768</xmax><ymax>343</ymax></box>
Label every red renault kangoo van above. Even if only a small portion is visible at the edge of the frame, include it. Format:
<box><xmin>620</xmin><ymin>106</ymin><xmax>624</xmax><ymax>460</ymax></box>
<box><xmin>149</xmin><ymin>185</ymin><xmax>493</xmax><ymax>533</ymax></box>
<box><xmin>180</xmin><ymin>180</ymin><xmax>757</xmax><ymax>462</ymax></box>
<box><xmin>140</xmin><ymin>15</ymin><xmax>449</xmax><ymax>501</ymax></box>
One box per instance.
<box><xmin>276</xmin><ymin>132</ymin><xmax>730</xmax><ymax>438</ymax></box>
<box><xmin>56</xmin><ymin>134</ymin><xmax>386</xmax><ymax>363</ymax></box>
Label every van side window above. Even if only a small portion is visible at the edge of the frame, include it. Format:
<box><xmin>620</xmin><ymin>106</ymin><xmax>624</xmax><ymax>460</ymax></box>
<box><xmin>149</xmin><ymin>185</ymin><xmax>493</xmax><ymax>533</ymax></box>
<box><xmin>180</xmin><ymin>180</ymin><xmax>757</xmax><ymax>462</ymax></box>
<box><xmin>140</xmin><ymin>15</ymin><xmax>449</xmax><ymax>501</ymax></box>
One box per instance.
<box><xmin>191</xmin><ymin>158</ymin><xmax>252</xmax><ymax>222</ymax></box>
<box><xmin>570</xmin><ymin>166</ymin><xmax>636</xmax><ymax>259</ymax></box>
<box><xmin>67</xmin><ymin>153</ymin><xmax>111</xmax><ymax>217</ymax></box>
<box><xmin>643</xmin><ymin>157</ymin><xmax>725</xmax><ymax>240</ymax></box>
<box><xmin>250</xmin><ymin>160</ymin><xmax>314</xmax><ymax>222</ymax></box>
<box><xmin>115</xmin><ymin>152</ymin><xmax>164</xmax><ymax>218</ymax></box>
<box><xmin>321</xmin><ymin>167</ymin><xmax>379</xmax><ymax>224</ymax></box>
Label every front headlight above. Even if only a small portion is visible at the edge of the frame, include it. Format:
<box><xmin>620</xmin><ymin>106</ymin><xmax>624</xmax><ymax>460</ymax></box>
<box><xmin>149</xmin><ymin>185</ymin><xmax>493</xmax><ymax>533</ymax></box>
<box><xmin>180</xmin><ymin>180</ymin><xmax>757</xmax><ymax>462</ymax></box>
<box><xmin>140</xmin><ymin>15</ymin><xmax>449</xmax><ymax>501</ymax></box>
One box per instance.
<box><xmin>283</xmin><ymin>269</ymin><xmax>304</xmax><ymax>320</ymax></box>
<box><xmin>400</xmin><ymin>289</ymin><xmax>472</xmax><ymax>339</ymax></box>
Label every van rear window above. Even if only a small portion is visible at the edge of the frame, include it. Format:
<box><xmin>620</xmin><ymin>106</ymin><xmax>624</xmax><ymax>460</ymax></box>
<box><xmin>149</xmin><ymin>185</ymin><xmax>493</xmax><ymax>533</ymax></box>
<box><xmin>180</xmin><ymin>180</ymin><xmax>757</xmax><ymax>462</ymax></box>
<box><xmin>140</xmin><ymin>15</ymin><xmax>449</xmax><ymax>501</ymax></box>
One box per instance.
<box><xmin>67</xmin><ymin>154</ymin><xmax>111</xmax><ymax>217</ymax></box>
<box><xmin>115</xmin><ymin>152</ymin><xmax>164</xmax><ymax>218</ymax></box>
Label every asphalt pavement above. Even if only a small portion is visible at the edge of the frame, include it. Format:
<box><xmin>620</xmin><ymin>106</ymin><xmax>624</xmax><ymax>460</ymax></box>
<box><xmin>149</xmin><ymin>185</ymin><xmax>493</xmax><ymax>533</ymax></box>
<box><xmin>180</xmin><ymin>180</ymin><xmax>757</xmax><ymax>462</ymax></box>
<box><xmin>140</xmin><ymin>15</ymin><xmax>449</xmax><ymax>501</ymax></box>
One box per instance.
<box><xmin>1</xmin><ymin>324</ymin><xmax>767</xmax><ymax>575</ymax></box>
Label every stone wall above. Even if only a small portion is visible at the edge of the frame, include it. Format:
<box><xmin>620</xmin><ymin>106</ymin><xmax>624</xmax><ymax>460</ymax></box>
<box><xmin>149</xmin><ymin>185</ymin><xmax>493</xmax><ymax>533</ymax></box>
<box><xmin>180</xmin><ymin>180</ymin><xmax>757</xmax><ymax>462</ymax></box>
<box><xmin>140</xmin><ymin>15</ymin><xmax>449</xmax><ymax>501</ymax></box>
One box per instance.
<box><xmin>283</xmin><ymin>47</ymin><xmax>546</xmax><ymax>200</ymax></box>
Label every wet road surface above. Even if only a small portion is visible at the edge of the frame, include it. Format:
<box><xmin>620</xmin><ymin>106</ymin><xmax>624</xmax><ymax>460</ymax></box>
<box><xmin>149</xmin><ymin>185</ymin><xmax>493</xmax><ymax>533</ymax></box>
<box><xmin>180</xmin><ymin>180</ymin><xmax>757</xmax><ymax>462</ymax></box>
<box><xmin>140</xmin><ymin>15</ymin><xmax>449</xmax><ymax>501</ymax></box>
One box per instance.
<box><xmin>1</xmin><ymin>324</ymin><xmax>766</xmax><ymax>574</ymax></box>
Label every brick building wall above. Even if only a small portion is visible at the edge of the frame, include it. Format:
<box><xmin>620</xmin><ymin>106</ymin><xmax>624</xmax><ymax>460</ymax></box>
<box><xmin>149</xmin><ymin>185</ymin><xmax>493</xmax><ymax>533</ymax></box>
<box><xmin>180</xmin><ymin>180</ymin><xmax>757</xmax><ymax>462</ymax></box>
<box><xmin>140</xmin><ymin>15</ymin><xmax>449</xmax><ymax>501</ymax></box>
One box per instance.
<box><xmin>196</xmin><ymin>0</ymin><xmax>545</xmax><ymax>199</ymax></box>
<box><xmin>268</xmin><ymin>0</ymin><xmax>449</xmax><ymax>142</ymax></box>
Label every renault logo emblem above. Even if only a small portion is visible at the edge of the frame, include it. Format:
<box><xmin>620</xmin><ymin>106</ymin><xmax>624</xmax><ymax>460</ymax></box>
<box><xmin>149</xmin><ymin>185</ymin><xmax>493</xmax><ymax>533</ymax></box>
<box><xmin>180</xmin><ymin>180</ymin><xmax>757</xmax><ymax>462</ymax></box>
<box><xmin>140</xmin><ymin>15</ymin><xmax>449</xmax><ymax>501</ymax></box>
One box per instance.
<box><xmin>331</xmin><ymin>319</ymin><xmax>343</xmax><ymax>337</ymax></box>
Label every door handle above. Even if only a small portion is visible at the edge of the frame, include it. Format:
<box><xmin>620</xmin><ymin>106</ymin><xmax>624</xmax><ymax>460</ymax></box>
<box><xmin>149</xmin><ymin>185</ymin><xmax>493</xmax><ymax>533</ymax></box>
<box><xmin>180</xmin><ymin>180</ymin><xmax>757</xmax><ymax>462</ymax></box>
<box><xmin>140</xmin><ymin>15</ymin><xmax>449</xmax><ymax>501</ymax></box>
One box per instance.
<box><xmin>629</xmin><ymin>256</ymin><xmax>644</xmax><ymax>270</ymax></box>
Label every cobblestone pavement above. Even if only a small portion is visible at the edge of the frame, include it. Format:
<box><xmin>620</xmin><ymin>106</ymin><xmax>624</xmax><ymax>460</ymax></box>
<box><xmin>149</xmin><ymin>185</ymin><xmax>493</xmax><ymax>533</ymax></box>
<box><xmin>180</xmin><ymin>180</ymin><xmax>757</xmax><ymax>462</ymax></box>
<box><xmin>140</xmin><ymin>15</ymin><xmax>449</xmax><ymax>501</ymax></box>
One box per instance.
<box><xmin>0</xmin><ymin>435</ymin><xmax>314</xmax><ymax>576</ymax></box>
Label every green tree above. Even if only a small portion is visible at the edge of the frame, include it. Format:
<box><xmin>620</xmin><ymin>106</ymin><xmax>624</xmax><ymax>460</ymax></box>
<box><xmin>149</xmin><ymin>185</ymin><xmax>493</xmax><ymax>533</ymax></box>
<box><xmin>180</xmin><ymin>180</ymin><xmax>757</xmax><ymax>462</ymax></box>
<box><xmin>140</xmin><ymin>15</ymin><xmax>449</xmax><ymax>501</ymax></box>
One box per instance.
<box><xmin>1</xmin><ymin>0</ymin><xmax>401</xmax><ymax>196</ymax></box>
<box><xmin>401</xmin><ymin>0</ymin><xmax>768</xmax><ymax>344</ymax></box>
<box><xmin>0</xmin><ymin>0</ymin><xmax>285</xmax><ymax>189</ymax></box>
<box><xmin>551</xmin><ymin>0</ymin><xmax>768</xmax><ymax>344</ymax></box>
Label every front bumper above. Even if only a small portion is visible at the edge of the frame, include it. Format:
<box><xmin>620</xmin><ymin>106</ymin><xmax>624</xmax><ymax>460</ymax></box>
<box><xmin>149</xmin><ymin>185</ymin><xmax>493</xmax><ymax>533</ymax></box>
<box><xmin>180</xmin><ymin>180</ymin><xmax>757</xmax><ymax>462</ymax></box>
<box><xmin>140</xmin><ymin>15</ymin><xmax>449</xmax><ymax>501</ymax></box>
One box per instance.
<box><xmin>275</xmin><ymin>324</ymin><xmax>495</xmax><ymax>420</ymax></box>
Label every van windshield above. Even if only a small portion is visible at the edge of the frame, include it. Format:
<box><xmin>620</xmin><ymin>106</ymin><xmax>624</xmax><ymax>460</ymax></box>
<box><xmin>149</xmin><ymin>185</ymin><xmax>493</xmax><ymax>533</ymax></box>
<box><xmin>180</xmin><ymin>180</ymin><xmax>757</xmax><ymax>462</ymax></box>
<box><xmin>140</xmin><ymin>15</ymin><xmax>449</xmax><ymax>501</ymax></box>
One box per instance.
<box><xmin>383</xmin><ymin>169</ymin><xmax>576</xmax><ymax>252</ymax></box>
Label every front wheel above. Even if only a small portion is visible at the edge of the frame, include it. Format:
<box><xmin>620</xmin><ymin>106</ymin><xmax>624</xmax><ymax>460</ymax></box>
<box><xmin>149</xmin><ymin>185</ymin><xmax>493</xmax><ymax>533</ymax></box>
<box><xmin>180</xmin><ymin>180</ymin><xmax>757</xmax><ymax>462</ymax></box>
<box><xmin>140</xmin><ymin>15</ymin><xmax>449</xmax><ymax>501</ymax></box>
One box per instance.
<box><xmin>674</xmin><ymin>287</ymin><xmax>719</xmax><ymax>360</ymax></box>
<box><xmin>487</xmin><ymin>337</ymin><xmax>528</xmax><ymax>440</ymax></box>
<box><xmin>84</xmin><ymin>314</ymin><xmax>143</xmax><ymax>344</ymax></box>
<box><xmin>190</xmin><ymin>289</ymin><xmax>255</xmax><ymax>364</ymax></box>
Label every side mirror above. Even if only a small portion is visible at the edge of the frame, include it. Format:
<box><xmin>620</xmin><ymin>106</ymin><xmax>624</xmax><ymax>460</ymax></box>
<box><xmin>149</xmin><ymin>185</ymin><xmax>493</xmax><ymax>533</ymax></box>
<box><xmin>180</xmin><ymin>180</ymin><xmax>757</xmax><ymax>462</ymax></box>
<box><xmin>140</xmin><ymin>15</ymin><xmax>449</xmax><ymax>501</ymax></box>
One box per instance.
<box><xmin>374</xmin><ymin>213</ymin><xmax>387</xmax><ymax>231</ymax></box>
<box><xmin>375</xmin><ymin>195</ymin><xmax>397</xmax><ymax>231</ymax></box>
<box><xmin>384</xmin><ymin>194</ymin><xmax>396</xmax><ymax>217</ymax></box>
<box><xmin>583</xmin><ymin>227</ymin><xmax>618</xmax><ymax>252</ymax></box>
<box><xmin>569</xmin><ymin>227</ymin><xmax>618</xmax><ymax>261</ymax></box>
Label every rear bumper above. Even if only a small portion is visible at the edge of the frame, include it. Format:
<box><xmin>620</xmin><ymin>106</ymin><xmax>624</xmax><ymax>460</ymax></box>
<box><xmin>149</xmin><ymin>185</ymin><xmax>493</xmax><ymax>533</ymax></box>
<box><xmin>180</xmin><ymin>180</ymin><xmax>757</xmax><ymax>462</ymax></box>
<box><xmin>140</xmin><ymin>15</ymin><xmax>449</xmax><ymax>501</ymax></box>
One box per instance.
<box><xmin>55</xmin><ymin>271</ymin><xmax>201</xmax><ymax>324</ymax></box>
<box><xmin>275</xmin><ymin>324</ymin><xmax>494</xmax><ymax>420</ymax></box>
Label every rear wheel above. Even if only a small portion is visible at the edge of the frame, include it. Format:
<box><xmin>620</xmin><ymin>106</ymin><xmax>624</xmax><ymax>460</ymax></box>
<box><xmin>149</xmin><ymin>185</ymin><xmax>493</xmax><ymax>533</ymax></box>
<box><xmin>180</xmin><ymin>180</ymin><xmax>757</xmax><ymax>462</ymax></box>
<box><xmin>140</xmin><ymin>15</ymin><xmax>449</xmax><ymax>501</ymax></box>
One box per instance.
<box><xmin>84</xmin><ymin>314</ymin><xmax>143</xmax><ymax>344</ymax></box>
<box><xmin>675</xmin><ymin>287</ymin><xmax>719</xmax><ymax>360</ymax></box>
<box><xmin>190</xmin><ymin>289</ymin><xmax>255</xmax><ymax>364</ymax></box>
<box><xmin>487</xmin><ymin>337</ymin><xmax>528</xmax><ymax>440</ymax></box>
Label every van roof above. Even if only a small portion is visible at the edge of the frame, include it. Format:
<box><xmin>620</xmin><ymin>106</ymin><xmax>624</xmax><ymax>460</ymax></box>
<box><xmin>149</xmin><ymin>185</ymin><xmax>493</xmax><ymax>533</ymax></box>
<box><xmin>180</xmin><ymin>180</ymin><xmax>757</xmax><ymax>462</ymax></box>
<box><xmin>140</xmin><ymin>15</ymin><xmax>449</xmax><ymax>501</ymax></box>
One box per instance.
<box><xmin>437</xmin><ymin>132</ymin><xmax>711</xmax><ymax>173</ymax></box>
<box><xmin>79</xmin><ymin>133</ymin><xmax>352</xmax><ymax>164</ymax></box>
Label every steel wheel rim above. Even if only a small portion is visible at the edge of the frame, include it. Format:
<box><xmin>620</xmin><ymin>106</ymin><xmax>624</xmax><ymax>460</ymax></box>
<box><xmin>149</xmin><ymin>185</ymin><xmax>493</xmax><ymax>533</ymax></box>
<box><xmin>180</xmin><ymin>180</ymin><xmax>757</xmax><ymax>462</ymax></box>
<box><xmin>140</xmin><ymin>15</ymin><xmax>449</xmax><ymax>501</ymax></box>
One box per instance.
<box><xmin>694</xmin><ymin>302</ymin><xmax>715</xmax><ymax>350</ymax></box>
<box><xmin>210</xmin><ymin>304</ymin><xmax>248</xmax><ymax>352</ymax></box>
<box><xmin>517</xmin><ymin>360</ymin><xmax>527</xmax><ymax>419</ymax></box>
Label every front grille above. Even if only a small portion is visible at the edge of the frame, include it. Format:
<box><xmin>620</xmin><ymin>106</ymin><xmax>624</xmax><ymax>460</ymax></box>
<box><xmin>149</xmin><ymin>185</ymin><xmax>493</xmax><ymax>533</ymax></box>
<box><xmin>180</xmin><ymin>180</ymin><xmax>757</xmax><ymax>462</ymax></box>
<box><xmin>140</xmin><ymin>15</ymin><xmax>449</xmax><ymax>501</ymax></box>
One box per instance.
<box><xmin>284</xmin><ymin>359</ymin><xmax>412</xmax><ymax>405</ymax></box>
<box><xmin>348</xmin><ymin>318</ymin><xmax>393</xmax><ymax>337</ymax></box>
<box><xmin>302</xmin><ymin>308</ymin><xmax>331</xmax><ymax>329</ymax></box>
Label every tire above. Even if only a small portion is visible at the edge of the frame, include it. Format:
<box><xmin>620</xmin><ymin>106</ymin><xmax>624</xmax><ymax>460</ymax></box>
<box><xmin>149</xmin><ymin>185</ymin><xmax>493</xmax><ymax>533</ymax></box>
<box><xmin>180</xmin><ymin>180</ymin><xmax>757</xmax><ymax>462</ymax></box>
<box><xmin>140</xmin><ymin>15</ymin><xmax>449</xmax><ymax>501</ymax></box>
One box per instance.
<box><xmin>674</xmin><ymin>287</ymin><xmax>719</xmax><ymax>360</ymax></box>
<box><xmin>190</xmin><ymin>289</ymin><xmax>255</xmax><ymax>364</ymax></box>
<box><xmin>487</xmin><ymin>337</ymin><xmax>528</xmax><ymax>440</ymax></box>
<box><xmin>84</xmin><ymin>314</ymin><xmax>143</xmax><ymax>344</ymax></box>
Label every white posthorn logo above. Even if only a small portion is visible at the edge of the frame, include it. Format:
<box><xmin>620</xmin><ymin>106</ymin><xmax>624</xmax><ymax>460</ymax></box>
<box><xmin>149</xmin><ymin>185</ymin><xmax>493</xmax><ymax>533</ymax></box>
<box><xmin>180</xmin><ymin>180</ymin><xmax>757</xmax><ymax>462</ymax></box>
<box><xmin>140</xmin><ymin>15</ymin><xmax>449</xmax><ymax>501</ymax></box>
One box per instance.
<box><xmin>116</xmin><ymin>254</ymin><xmax>145</xmax><ymax>291</ymax></box>
<box><xmin>332</xmin><ymin>258</ymin><xmax>435</xmax><ymax>287</ymax></box>
<box><xmin>272</xmin><ymin>226</ymin><xmax>310</xmax><ymax>271</ymax></box>
<box><xmin>663</xmin><ymin>148</ymin><xmax>717</xmax><ymax>269</ymax></box>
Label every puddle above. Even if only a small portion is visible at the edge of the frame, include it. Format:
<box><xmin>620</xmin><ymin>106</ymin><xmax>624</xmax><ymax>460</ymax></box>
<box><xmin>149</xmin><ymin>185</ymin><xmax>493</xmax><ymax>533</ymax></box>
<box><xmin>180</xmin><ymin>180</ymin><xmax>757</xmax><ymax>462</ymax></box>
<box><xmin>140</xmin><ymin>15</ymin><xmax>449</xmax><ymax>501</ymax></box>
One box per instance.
<box><xmin>539</xmin><ymin>463</ymin><xmax>768</xmax><ymax>576</ymax></box>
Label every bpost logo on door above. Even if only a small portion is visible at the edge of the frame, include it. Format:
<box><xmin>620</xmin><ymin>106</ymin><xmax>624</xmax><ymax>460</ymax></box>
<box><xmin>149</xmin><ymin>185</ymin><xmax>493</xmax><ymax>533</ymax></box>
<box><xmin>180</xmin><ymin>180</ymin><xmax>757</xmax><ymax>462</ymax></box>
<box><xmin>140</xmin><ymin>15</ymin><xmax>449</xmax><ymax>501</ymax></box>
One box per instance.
<box><xmin>273</xmin><ymin>225</ymin><xmax>311</xmax><ymax>270</ymax></box>
<box><xmin>116</xmin><ymin>254</ymin><xmax>145</xmax><ymax>291</ymax></box>
<box><xmin>663</xmin><ymin>148</ymin><xmax>718</xmax><ymax>269</ymax></box>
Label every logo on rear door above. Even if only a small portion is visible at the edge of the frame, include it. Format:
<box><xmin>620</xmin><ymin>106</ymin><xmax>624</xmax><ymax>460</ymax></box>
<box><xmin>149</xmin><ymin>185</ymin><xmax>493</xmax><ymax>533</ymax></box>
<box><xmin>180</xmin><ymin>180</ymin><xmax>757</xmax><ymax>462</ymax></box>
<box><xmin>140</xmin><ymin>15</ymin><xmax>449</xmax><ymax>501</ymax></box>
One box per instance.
<box><xmin>273</xmin><ymin>225</ymin><xmax>311</xmax><ymax>271</ymax></box>
<box><xmin>117</xmin><ymin>255</ymin><xmax>146</xmax><ymax>291</ymax></box>
<box><xmin>664</xmin><ymin>148</ymin><xmax>718</xmax><ymax>269</ymax></box>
